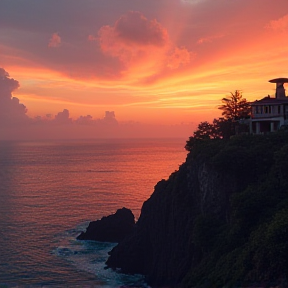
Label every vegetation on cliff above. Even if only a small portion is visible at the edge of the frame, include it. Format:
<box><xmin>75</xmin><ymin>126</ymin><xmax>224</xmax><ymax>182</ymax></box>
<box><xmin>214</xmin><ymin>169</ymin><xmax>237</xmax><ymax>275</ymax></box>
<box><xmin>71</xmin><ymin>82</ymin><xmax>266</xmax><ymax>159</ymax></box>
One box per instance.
<box><xmin>185</xmin><ymin>90</ymin><xmax>251</xmax><ymax>145</ymax></box>
<box><xmin>106</xmin><ymin>91</ymin><xmax>287</xmax><ymax>287</ymax></box>
<box><xmin>183</xmin><ymin>131</ymin><xmax>288</xmax><ymax>287</ymax></box>
<box><xmin>106</xmin><ymin>131</ymin><xmax>288</xmax><ymax>288</ymax></box>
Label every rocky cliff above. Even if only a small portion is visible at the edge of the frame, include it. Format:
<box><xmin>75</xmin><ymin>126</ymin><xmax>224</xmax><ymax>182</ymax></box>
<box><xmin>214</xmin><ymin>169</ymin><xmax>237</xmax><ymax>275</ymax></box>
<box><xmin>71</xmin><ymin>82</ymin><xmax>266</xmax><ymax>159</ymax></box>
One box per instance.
<box><xmin>106</xmin><ymin>133</ymin><xmax>288</xmax><ymax>287</ymax></box>
<box><xmin>77</xmin><ymin>207</ymin><xmax>135</xmax><ymax>242</ymax></box>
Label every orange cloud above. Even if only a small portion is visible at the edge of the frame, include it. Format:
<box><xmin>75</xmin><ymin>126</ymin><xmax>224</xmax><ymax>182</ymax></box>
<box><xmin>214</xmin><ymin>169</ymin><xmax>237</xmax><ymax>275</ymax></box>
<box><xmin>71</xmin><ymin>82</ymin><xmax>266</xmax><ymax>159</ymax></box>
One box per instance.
<box><xmin>197</xmin><ymin>33</ymin><xmax>225</xmax><ymax>44</ymax></box>
<box><xmin>167</xmin><ymin>47</ymin><xmax>195</xmax><ymax>69</ymax></box>
<box><xmin>88</xmin><ymin>34</ymin><xmax>97</xmax><ymax>41</ymax></box>
<box><xmin>98</xmin><ymin>11</ymin><xmax>169</xmax><ymax>63</ymax></box>
<box><xmin>266</xmin><ymin>14</ymin><xmax>288</xmax><ymax>32</ymax></box>
<box><xmin>113</xmin><ymin>11</ymin><xmax>168</xmax><ymax>47</ymax></box>
<box><xmin>97</xmin><ymin>11</ymin><xmax>194</xmax><ymax>78</ymax></box>
<box><xmin>48</xmin><ymin>32</ymin><xmax>61</xmax><ymax>48</ymax></box>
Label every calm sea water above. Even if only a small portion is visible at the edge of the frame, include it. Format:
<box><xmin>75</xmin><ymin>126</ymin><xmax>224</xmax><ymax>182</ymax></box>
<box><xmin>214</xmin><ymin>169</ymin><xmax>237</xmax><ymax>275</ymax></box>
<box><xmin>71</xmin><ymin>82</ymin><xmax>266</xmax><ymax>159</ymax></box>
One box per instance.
<box><xmin>0</xmin><ymin>138</ymin><xmax>187</xmax><ymax>287</ymax></box>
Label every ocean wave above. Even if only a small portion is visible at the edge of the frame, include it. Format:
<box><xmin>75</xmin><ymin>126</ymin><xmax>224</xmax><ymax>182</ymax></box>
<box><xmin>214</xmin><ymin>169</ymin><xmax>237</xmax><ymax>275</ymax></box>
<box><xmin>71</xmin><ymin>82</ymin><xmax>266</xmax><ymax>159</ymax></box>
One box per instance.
<box><xmin>53</xmin><ymin>237</ymin><xmax>147</xmax><ymax>288</ymax></box>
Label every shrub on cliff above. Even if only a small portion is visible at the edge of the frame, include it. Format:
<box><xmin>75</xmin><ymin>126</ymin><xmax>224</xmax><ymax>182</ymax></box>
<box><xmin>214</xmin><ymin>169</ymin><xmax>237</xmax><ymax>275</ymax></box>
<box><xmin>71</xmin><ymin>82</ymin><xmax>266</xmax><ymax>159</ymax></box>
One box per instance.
<box><xmin>106</xmin><ymin>131</ymin><xmax>288</xmax><ymax>288</ymax></box>
<box><xmin>186</xmin><ymin>91</ymin><xmax>251</xmax><ymax>152</ymax></box>
<box><xmin>182</xmin><ymin>131</ymin><xmax>288</xmax><ymax>287</ymax></box>
<box><xmin>218</xmin><ymin>90</ymin><xmax>251</xmax><ymax>121</ymax></box>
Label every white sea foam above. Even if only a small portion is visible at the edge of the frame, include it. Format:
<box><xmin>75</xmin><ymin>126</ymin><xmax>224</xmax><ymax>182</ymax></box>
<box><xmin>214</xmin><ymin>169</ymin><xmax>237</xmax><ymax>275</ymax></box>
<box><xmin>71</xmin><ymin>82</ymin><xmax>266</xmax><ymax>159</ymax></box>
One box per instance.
<box><xmin>55</xmin><ymin>238</ymin><xmax>146</xmax><ymax>288</ymax></box>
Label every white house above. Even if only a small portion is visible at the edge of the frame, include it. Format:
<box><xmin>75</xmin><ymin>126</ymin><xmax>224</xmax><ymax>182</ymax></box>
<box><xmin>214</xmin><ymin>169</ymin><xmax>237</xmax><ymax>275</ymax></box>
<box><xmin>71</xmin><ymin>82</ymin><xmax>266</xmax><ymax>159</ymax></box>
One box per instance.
<box><xmin>250</xmin><ymin>78</ymin><xmax>288</xmax><ymax>134</ymax></box>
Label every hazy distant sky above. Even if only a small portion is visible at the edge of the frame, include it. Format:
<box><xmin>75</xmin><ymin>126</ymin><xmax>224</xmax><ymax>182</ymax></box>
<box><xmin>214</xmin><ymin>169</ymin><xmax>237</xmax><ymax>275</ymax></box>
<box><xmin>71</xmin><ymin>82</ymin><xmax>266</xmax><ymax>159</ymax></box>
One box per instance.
<box><xmin>1</xmin><ymin>0</ymin><xmax>288</xmax><ymax>139</ymax></box>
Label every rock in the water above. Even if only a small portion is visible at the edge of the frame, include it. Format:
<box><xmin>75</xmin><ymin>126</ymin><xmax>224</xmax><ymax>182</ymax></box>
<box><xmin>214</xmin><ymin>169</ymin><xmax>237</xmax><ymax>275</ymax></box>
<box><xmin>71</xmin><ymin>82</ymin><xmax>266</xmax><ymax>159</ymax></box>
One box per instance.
<box><xmin>106</xmin><ymin>134</ymin><xmax>288</xmax><ymax>288</ymax></box>
<box><xmin>77</xmin><ymin>207</ymin><xmax>135</xmax><ymax>242</ymax></box>
<box><xmin>105</xmin><ymin>151</ymin><xmax>246</xmax><ymax>286</ymax></box>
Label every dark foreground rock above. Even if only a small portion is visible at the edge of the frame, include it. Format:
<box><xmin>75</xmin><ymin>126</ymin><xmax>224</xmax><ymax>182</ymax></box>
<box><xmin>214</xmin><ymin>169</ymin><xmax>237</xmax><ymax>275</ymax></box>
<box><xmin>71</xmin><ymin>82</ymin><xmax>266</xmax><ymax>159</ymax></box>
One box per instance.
<box><xmin>106</xmin><ymin>164</ymin><xmax>201</xmax><ymax>286</ymax></box>
<box><xmin>77</xmin><ymin>207</ymin><xmax>135</xmax><ymax>242</ymax></box>
<box><xmin>106</xmin><ymin>133</ymin><xmax>288</xmax><ymax>288</ymax></box>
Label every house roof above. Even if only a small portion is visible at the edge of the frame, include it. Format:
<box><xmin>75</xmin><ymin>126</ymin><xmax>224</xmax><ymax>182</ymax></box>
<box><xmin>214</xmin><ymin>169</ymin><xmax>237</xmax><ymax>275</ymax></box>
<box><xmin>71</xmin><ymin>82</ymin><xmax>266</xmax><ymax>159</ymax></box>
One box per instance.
<box><xmin>269</xmin><ymin>78</ymin><xmax>288</xmax><ymax>83</ymax></box>
<box><xmin>251</xmin><ymin>96</ymin><xmax>288</xmax><ymax>105</ymax></box>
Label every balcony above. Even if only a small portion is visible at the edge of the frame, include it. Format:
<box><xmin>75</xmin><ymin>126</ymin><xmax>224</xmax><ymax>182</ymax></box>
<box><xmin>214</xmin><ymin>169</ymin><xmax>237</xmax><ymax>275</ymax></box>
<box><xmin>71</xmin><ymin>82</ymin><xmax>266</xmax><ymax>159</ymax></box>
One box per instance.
<box><xmin>251</xmin><ymin>112</ymin><xmax>283</xmax><ymax>119</ymax></box>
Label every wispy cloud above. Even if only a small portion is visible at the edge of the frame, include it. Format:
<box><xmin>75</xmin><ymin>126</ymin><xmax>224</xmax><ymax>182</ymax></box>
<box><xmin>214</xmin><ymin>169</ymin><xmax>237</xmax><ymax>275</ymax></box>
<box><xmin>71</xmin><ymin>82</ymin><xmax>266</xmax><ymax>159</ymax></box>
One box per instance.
<box><xmin>167</xmin><ymin>47</ymin><xmax>195</xmax><ymax>69</ymax></box>
<box><xmin>266</xmin><ymin>14</ymin><xmax>288</xmax><ymax>32</ymax></box>
<box><xmin>197</xmin><ymin>33</ymin><xmax>225</xmax><ymax>44</ymax></box>
<box><xmin>48</xmin><ymin>32</ymin><xmax>61</xmax><ymax>48</ymax></box>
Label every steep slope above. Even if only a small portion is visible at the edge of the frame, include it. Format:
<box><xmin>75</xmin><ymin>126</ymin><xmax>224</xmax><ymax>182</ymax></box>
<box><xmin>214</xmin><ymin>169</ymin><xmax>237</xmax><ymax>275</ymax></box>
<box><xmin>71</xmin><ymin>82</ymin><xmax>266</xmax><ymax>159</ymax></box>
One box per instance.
<box><xmin>106</xmin><ymin>133</ymin><xmax>288</xmax><ymax>287</ymax></box>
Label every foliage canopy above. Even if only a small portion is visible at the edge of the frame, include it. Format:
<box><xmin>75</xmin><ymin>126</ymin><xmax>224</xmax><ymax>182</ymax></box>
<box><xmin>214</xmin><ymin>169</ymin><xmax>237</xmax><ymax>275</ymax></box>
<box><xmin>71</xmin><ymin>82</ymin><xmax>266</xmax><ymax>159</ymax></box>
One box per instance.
<box><xmin>185</xmin><ymin>91</ymin><xmax>251</xmax><ymax>151</ymax></box>
<box><xmin>182</xmin><ymin>131</ymin><xmax>288</xmax><ymax>288</ymax></box>
<box><xmin>219</xmin><ymin>90</ymin><xmax>251</xmax><ymax>121</ymax></box>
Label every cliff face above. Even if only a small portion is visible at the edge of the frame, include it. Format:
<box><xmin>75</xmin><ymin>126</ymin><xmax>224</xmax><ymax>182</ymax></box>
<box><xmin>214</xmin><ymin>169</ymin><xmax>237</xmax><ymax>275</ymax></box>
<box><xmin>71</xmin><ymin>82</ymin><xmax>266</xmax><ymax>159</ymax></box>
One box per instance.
<box><xmin>106</xmin><ymin>134</ymin><xmax>288</xmax><ymax>287</ymax></box>
<box><xmin>106</xmin><ymin>151</ymin><xmax>237</xmax><ymax>286</ymax></box>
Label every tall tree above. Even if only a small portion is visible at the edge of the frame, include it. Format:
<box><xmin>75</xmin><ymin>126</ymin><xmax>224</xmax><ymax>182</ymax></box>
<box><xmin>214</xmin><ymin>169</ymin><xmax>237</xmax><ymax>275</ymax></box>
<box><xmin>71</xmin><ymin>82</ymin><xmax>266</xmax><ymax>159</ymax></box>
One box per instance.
<box><xmin>193</xmin><ymin>121</ymin><xmax>218</xmax><ymax>140</ymax></box>
<box><xmin>186</xmin><ymin>91</ymin><xmax>251</xmax><ymax>151</ymax></box>
<box><xmin>218</xmin><ymin>90</ymin><xmax>251</xmax><ymax>121</ymax></box>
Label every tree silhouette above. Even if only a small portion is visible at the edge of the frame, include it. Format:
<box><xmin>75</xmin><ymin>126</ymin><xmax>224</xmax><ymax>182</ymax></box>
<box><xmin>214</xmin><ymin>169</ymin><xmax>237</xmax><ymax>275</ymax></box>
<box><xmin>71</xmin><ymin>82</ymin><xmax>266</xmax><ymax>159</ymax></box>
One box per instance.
<box><xmin>185</xmin><ymin>120</ymin><xmax>222</xmax><ymax>151</ymax></box>
<box><xmin>186</xmin><ymin>91</ymin><xmax>251</xmax><ymax>151</ymax></box>
<box><xmin>218</xmin><ymin>90</ymin><xmax>250</xmax><ymax>121</ymax></box>
<box><xmin>193</xmin><ymin>121</ymin><xmax>217</xmax><ymax>140</ymax></box>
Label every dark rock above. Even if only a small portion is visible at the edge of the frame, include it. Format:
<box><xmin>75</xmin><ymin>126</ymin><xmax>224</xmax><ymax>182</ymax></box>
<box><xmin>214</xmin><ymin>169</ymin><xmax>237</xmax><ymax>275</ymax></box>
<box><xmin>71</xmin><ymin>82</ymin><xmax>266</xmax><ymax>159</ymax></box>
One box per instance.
<box><xmin>105</xmin><ymin>134</ymin><xmax>288</xmax><ymax>288</ymax></box>
<box><xmin>105</xmin><ymin>151</ymin><xmax>242</xmax><ymax>286</ymax></box>
<box><xmin>77</xmin><ymin>207</ymin><xmax>135</xmax><ymax>242</ymax></box>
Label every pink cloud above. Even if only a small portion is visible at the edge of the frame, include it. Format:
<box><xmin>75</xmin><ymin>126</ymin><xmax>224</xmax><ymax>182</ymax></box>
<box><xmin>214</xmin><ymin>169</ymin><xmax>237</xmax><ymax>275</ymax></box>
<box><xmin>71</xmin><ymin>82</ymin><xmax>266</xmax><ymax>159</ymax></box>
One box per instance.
<box><xmin>54</xmin><ymin>109</ymin><xmax>71</xmax><ymax>123</ymax></box>
<box><xmin>98</xmin><ymin>11</ymin><xmax>169</xmax><ymax>63</ymax></box>
<box><xmin>266</xmin><ymin>14</ymin><xmax>288</xmax><ymax>32</ymax></box>
<box><xmin>197</xmin><ymin>33</ymin><xmax>225</xmax><ymax>44</ymax></box>
<box><xmin>0</xmin><ymin>68</ymin><xmax>28</xmax><ymax>125</ymax></box>
<box><xmin>48</xmin><ymin>32</ymin><xmax>61</xmax><ymax>48</ymax></box>
<box><xmin>102</xmin><ymin>111</ymin><xmax>118</xmax><ymax>126</ymax></box>
<box><xmin>181</xmin><ymin>0</ymin><xmax>206</xmax><ymax>4</ymax></box>
<box><xmin>113</xmin><ymin>11</ymin><xmax>168</xmax><ymax>47</ymax></box>
<box><xmin>97</xmin><ymin>11</ymin><xmax>194</xmax><ymax>75</ymax></box>
<box><xmin>167</xmin><ymin>47</ymin><xmax>195</xmax><ymax>69</ymax></box>
<box><xmin>88</xmin><ymin>34</ymin><xmax>97</xmax><ymax>41</ymax></box>
<box><xmin>75</xmin><ymin>115</ymin><xmax>93</xmax><ymax>125</ymax></box>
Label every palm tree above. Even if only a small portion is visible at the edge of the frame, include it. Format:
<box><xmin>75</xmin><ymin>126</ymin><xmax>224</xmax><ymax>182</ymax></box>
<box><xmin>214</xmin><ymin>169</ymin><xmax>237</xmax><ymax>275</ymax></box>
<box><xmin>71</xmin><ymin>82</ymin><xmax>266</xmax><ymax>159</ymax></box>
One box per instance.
<box><xmin>218</xmin><ymin>90</ymin><xmax>251</xmax><ymax>121</ymax></box>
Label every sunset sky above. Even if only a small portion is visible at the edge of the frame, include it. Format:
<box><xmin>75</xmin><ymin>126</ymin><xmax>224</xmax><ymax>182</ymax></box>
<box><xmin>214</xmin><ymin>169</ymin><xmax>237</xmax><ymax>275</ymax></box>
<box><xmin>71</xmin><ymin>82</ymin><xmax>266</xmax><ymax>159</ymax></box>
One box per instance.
<box><xmin>1</xmin><ymin>0</ymin><xmax>288</xmax><ymax>139</ymax></box>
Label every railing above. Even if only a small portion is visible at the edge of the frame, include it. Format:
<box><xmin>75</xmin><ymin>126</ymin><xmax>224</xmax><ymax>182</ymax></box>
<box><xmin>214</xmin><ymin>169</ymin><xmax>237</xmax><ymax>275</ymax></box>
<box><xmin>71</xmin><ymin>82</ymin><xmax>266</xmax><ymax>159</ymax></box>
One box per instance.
<box><xmin>251</xmin><ymin>112</ymin><xmax>283</xmax><ymax>119</ymax></box>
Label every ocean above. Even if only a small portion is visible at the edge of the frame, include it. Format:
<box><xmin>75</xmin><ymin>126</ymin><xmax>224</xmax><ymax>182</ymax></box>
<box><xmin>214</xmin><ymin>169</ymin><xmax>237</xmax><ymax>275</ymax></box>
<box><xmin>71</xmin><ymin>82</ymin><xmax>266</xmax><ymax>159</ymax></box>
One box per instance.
<box><xmin>0</xmin><ymin>138</ymin><xmax>187</xmax><ymax>287</ymax></box>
